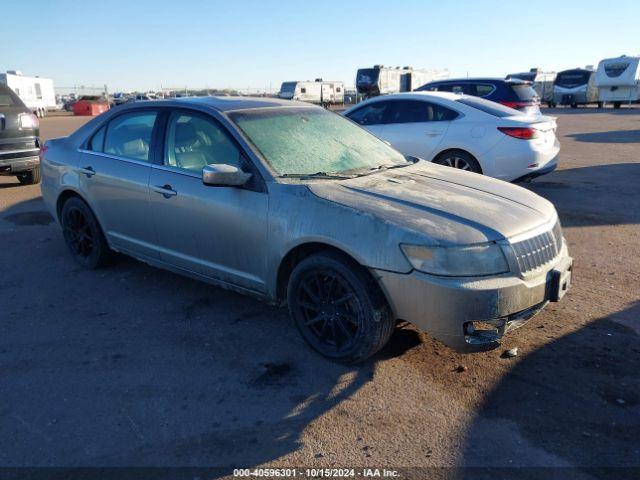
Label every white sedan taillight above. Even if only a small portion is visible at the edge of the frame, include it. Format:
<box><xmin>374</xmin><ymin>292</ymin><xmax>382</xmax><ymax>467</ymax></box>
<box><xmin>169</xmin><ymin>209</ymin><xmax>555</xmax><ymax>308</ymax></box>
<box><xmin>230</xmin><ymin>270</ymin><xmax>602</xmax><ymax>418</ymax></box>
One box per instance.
<box><xmin>497</xmin><ymin>126</ymin><xmax>538</xmax><ymax>140</ymax></box>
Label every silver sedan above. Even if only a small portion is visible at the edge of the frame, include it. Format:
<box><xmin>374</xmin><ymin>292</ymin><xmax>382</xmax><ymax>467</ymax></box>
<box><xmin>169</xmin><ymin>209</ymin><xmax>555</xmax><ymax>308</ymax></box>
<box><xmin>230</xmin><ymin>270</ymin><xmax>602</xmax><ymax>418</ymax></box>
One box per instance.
<box><xmin>41</xmin><ymin>97</ymin><xmax>573</xmax><ymax>363</ymax></box>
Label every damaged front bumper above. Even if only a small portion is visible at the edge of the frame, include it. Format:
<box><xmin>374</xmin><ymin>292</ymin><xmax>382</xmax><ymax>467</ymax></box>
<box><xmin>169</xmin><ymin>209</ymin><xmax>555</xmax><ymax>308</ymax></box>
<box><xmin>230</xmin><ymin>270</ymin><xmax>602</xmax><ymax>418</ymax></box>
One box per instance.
<box><xmin>373</xmin><ymin>253</ymin><xmax>573</xmax><ymax>352</ymax></box>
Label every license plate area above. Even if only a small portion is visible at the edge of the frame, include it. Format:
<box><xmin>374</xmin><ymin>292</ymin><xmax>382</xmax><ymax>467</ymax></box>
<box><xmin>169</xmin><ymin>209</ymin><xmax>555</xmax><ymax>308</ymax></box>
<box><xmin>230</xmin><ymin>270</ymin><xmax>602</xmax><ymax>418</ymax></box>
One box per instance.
<box><xmin>549</xmin><ymin>257</ymin><xmax>573</xmax><ymax>302</ymax></box>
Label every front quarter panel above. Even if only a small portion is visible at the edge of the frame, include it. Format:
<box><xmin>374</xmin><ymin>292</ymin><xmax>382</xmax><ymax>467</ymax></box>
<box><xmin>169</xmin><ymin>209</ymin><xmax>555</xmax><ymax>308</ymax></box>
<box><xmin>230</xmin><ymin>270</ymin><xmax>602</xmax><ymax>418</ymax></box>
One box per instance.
<box><xmin>266</xmin><ymin>183</ymin><xmax>424</xmax><ymax>296</ymax></box>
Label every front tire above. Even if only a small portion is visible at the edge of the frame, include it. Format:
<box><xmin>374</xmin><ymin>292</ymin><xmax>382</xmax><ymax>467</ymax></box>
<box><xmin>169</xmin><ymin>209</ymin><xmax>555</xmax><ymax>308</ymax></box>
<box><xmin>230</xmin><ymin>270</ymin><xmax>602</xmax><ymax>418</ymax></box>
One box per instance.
<box><xmin>16</xmin><ymin>166</ymin><xmax>41</xmax><ymax>185</ymax></box>
<box><xmin>60</xmin><ymin>197</ymin><xmax>111</xmax><ymax>269</ymax></box>
<box><xmin>433</xmin><ymin>150</ymin><xmax>482</xmax><ymax>174</ymax></box>
<box><xmin>287</xmin><ymin>252</ymin><xmax>394</xmax><ymax>364</ymax></box>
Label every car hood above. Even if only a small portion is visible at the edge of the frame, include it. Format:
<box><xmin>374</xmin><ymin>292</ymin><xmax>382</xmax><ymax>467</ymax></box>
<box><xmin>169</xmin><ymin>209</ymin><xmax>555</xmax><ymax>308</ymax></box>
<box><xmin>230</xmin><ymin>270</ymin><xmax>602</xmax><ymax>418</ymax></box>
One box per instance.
<box><xmin>308</xmin><ymin>161</ymin><xmax>557</xmax><ymax>246</ymax></box>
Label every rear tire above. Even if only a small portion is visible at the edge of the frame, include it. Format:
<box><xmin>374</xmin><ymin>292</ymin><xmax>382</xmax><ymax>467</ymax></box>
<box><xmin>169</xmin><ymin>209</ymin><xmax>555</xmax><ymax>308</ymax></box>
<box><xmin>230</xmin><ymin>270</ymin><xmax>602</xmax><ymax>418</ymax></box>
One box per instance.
<box><xmin>287</xmin><ymin>251</ymin><xmax>394</xmax><ymax>364</ymax></box>
<box><xmin>16</xmin><ymin>166</ymin><xmax>41</xmax><ymax>185</ymax></box>
<box><xmin>60</xmin><ymin>197</ymin><xmax>111</xmax><ymax>269</ymax></box>
<box><xmin>433</xmin><ymin>150</ymin><xmax>482</xmax><ymax>174</ymax></box>
<box><xmin>614</xmin><ymin>102</ymin><xmax>621</xmax><ymax>109</ymax></box>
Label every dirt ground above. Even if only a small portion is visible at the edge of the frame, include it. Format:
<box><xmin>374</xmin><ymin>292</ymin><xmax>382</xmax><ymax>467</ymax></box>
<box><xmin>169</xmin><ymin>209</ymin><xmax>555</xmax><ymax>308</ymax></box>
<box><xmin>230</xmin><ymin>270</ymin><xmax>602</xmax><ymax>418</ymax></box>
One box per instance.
<box><xmin>0</xmin><ymin>108</ymin><xmax>638</xmax><ymax>479</ymax></box>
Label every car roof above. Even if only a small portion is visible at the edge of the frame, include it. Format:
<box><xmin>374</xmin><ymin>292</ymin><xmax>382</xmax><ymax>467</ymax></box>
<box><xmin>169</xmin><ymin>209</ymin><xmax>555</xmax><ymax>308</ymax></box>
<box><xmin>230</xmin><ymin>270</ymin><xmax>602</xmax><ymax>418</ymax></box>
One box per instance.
<box><xmin>362</xmin><ymin>91</ymin><xmax>464</xmax><ymax>102</ymax></box>
<box><xmin>427</xmin><ymin>77</ymin><xmax>529</xmax><ymax>85</ymax></box>
<box><xmin>123</xmin><ymin>96</ymin><xmax>309</xmax><ymax>112</ymax></box>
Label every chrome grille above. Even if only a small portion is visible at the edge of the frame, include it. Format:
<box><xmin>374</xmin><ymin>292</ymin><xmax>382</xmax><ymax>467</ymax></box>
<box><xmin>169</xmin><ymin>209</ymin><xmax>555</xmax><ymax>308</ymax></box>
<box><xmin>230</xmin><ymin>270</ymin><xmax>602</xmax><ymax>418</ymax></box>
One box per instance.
<box><xmin>0</xmin><ymin>140</ymin><xmax>38</xmax><ymax>152</ymax></box>
<box><xmin>511</xmin><ymin>221</ymin><xmax>564</xmax><ymax>273</ymax></box>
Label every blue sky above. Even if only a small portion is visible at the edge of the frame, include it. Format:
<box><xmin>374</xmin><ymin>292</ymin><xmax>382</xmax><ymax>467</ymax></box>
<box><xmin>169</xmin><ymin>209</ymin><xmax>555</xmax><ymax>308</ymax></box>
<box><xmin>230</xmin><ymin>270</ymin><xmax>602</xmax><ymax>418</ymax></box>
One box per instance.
<box><xmin>3</xmin><ymin>0</ymin><xmax>639</xmax><ymax>92</ymax></box>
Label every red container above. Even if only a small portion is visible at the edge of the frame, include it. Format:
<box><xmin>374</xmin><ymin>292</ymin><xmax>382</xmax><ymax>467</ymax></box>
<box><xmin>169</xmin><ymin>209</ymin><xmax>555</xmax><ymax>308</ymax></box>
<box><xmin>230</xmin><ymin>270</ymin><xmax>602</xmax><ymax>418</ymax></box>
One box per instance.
<box><xmin>73</xmin><ymin>96</ymin><xmax>109</xmax><ymax>116</ymax></box>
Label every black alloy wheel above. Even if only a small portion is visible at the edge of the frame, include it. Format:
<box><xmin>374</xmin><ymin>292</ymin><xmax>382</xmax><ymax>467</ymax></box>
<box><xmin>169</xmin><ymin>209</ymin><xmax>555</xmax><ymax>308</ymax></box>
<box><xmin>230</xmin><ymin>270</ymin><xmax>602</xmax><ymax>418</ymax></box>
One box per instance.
<box><xmin>288</xmin><ymin>252</ymin><xmax>394</xmax><ymax>363</ymax></box>
<box><xmin>61</xmin><ymin>197</ymin><xmax>111</xmax><ymax>268</ymax></box>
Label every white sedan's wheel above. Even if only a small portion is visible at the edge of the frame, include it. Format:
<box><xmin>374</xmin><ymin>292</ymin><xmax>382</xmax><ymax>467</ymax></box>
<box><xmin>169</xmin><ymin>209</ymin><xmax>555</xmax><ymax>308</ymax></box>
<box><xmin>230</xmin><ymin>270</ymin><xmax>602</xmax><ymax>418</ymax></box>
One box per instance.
<box><xmin>434</xmin><ymin>151</ymin><xmax>481</xmax><ymax>174</ymax></box>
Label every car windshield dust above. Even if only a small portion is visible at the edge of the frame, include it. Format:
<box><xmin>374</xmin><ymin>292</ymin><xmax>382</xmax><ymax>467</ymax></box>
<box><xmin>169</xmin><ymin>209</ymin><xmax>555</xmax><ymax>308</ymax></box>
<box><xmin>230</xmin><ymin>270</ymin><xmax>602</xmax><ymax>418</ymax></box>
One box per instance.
<box><xmin>229</xmin><ymin>107</ymin><xmax>406</xmax><ymax>175</ymax></box>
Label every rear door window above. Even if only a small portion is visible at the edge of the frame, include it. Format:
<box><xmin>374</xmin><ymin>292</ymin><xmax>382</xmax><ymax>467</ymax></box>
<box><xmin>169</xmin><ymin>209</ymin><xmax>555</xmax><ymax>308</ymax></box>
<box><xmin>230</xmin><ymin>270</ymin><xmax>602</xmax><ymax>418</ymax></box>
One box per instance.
<box><xmin>386</xmin><ymin>100</ymin><xmax>458</xmax><ymax>123</ymax></box>
<box><xmin>346</xmin><ymin>102</ymin><xmax>390</xmax><ymax>126</ymax></box>
<box><xmin>474</xmin><ymin>84</ymin><xmax>495</xmax><ymax>97</ymax></box>
<box><xmin>104</xmin><ymin>111</ymin><xmax>158</xmax><ymax>161</ymax></box>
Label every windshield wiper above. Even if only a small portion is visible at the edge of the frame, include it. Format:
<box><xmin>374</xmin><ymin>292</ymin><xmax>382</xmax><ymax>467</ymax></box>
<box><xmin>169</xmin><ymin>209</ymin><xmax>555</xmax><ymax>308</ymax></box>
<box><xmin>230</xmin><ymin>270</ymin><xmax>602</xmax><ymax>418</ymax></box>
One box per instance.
<box><xmin>350</xmin><ymin>160</ymin><xmax>416</xmax><ymax>177</ymax></box>
<box><xmin>280</xmin><ymin>171</ymin><xmax>355</xmax><ymax>180</ymax></box>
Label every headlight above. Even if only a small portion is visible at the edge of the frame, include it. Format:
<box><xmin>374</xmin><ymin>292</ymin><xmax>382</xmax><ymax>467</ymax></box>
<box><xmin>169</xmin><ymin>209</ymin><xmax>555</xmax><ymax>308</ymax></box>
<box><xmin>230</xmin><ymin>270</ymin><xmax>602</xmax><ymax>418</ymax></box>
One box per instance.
<box><xmin>400</xmin><ymin>242</ymin><xmax>509</xmax><ymax>277</ymax></box>
<box><xmin>19</xmin><ymin>113</ymin><xmax>39</xmax><ymax>130</ymax></box>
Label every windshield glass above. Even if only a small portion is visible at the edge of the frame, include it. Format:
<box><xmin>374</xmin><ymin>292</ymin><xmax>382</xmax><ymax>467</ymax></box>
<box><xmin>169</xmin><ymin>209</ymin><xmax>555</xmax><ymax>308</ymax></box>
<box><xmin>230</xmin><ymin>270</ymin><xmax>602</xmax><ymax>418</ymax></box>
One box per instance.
<box><xmin>280</xmin><ymin>82</ymin><xmax>297</xmax><ymax>93</ymax></box>
<box><xmin>229</xmin><ymin>107</ymin><xmax>407</xmax><ymax>176</ymax></box>
<box><xmin>555</xmin><ymin>70</ymin><xmax>591</xmax><ymax>88</ymax></box>
<box><xmin>456</xmin><ymin>96</ymin><xmax>519</xmax><ymax>117</ymax></box>
<box><xmin>0</xmin><ymin>86</ymin><xmax>23</xmax><ymax>107</ymax></box>
<box><xmin>356</xmin><ymin>69</ymin><xmax>380</xmax><ymax>86</ymax></box>
<box><xmin>512</xmin><ymin>84</ymin><xmax>538</xmax><ymax>101</ymax></box>
<box><xmin>604</xmin><ymin>63</ymin><xmax>630</xmax><ymax>78</ymax></box>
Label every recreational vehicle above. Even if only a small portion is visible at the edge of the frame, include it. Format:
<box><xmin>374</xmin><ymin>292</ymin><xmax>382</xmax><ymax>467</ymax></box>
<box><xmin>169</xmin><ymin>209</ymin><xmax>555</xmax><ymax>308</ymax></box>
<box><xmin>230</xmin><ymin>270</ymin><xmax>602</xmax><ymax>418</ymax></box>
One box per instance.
<box><xmin>552</xmin><ymin>68</ymin><xmax>599</xmax><ymax>108</ymax></box>
<box><xmin>595</xmin><ymin>55</ymin><xmax>640</xmax><ymax>108</ymax></box>
<box><xmin>507</xmin><ymin>68</ymin><xmax>556</xmax><ymax>106</ymax></box>
<box><xmin>278</xmin><ymin>80</ymin><xmax>344</xmax><ymax>106</ymax></box>
<box><xmin>355</xmin><ymin>65</ymin><xmax>449</xmax><ymax>98</ymax></box>
<box><xmin>0</xmin><ymin>71</ymin><xmax>56</xmax><ymax>117</ymax></box>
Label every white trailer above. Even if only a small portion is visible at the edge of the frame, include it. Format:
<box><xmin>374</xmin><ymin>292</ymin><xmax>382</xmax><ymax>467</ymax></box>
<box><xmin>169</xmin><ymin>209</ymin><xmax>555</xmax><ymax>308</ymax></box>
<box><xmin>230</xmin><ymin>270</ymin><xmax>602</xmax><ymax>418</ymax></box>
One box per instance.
<box><xmin>507</xmin><ymin>68</ymin><xmax>557</xmax><ymax>105</ymax></box>
<box><xmin>355</xmin><ymin>65</ymin><xmax>449</xmax><ymax>97</ymax></box>
<box><xmin>0</xmin><ymin>71</ymin><xmax>56</xmax><ymax>117</ymax></box>
<box><xmin>595</xmin><ymin>55</ymin><xmax>640</xmax><ymax>108</ymax></box>
<box><xmin>278</xmin><ymin>80</ymin><xmax>344</xmax><ymax>105</ymax></box>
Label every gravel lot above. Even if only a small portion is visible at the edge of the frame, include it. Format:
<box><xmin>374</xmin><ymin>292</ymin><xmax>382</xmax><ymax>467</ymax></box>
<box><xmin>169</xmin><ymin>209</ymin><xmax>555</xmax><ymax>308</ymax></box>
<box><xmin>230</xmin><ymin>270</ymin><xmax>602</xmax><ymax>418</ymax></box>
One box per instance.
<box><xmin>1</xmin><ymin>108</ymin><xmax>638</xmax><ymax>478</ymax></box>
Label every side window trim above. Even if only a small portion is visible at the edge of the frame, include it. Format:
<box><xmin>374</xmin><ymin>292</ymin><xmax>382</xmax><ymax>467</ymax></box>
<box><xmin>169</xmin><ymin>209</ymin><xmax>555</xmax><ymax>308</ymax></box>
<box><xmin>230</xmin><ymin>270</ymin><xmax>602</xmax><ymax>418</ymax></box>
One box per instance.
<box><xmin>85</xmin><ymin>108</ymin><xmax>160</xmax><ymax>163</ymax></box>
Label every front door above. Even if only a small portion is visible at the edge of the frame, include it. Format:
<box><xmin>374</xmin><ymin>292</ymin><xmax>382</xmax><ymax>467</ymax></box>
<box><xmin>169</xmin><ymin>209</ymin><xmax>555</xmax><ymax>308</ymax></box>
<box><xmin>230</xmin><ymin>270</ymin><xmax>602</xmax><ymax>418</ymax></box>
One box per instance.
<box><xmin>382</xmin><ymin>100</ymin><xmax>453</xmax><ymax>160</ymax></box>
<box><xmin>149</xmin><ymin>109</ymin><xmax>269</xmax><ymax>293</ymax></box>
<box><xmin>344</xmin><ymin>101</ymin><xmax>391</xmax><ymax>138</ymax></box>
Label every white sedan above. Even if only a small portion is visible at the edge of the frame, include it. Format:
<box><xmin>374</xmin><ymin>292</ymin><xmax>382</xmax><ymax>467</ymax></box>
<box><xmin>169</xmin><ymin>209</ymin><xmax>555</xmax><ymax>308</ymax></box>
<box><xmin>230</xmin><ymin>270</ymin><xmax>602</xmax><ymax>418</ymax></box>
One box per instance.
<box><xmin>343</xmin><ymin>92</ymin><xmax>560</xmax><ymax>182</ymax></box>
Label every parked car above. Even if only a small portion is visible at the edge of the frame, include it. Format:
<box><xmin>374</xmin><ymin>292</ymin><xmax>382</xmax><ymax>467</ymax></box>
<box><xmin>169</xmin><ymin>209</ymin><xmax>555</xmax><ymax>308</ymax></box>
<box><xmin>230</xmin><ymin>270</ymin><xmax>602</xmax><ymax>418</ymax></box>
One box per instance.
<box><xmin>343</xmin><ymin>92</ymin><xmax>560</xmax><ymax>182</ymax></box>
<box><xmin>0</xmin><ymin>83</ymin><xmax>41</xmax><ymax>185</ymax></box>
<box><xmin>41</xmin><ymin>97</ymin><xmax>572</xmax><ymax>363</ymax></box>
<box><xmin>417</xmin><ymin>78</ymin><xmax>541</xmax><ymax>115</ymax></box>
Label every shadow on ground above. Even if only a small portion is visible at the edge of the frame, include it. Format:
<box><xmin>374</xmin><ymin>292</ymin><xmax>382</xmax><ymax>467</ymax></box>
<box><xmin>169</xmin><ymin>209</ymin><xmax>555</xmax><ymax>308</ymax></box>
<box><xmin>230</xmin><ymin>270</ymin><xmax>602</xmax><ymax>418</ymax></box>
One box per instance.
<box><xmin>0</xmin><ymin>196</ymin><xmax>420</xmax><ymax>473</ymax></box>
<box><xmin>525</xmin><ymin>163</ymin><xmax>640</xmax><ymax>227</ymax></box>
<box><xmin>541</xmin><ymin>107</ymin><xmax>640</xmax><ymax>116</ymax></box>
<box><xmin>567</xmin><ymin>130</ymin><xmax>640</xmax><ymax>144</ymax></box>
<box><xmin>461</xmin><ymin>302</ymin><xmax>640</xmax><ymax>479</ymax></box>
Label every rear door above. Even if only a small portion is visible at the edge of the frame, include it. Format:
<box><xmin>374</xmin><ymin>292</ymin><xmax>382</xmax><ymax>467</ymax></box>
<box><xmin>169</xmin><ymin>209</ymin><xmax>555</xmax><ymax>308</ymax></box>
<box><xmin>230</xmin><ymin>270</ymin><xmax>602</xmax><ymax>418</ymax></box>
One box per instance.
<box><xmin>148</xmin><ymin>108</ymin><xmax>269</xmax><ymax>292</ymax></box>
<box><xmin>380</xmin><ymin>100</ymin><xmax>457</xmax><ymax>160</ymax></box>
<box><xmin>78</xmin><ymin>109</ymin><xmax>159</xmax><ymax>260</ymax></box>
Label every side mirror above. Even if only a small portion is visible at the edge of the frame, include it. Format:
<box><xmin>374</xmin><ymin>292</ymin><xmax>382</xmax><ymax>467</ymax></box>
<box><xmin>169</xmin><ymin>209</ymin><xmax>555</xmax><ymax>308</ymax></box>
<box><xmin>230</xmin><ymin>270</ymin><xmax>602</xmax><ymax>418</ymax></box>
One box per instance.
<box><xmin>202</xmin><ymin>164</ymin><xmax>252</xmax><ymax>187</ymax></box>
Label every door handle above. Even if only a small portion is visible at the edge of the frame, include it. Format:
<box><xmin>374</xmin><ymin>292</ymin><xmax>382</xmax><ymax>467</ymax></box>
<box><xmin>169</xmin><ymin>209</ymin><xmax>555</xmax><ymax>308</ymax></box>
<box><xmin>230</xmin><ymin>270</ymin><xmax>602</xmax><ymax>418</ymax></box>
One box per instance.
<box><xmin>425</xmin><ymin>131</ymin><xmax>441</xmax><ymax>137</ymax></box>
<box><xmin>152</xmin><ymin>184</ymin><xmax>177</xmax><ymax>198</ymax></box>
<box><xmin>80</xmin><ymin>166</ymin><xmax>95</xmax><ymax>177</ymax></box>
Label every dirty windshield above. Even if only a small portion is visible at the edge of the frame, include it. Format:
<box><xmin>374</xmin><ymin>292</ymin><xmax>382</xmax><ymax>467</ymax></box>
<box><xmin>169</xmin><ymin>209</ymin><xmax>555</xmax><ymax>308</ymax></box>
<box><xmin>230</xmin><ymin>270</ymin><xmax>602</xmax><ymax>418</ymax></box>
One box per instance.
<box><xmin>229</xmin><ymin>107</ymin><xmax>407</xmax><ymax>176</ymax></box>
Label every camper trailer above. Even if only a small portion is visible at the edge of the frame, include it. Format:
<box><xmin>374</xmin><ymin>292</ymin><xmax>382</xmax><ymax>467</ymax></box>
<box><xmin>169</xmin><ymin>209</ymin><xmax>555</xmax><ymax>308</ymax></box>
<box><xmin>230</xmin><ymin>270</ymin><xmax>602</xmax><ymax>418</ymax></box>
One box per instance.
<box><xmin>278</xmin><ymin>80</ymin><xmax>344</xmax><ymax>106</ymax></box>
<box><xmin>595</xmin><ymin>55</ymin><xmax>640</xmax><ymax>108</ymax></box>
<box><xmin>0</xmin><ymin>71</ymin><xmax>56</xmax><ymax>117</ymax></box>
<box><xmin>552</xmin><ymin>67</ymin><xmax>599</xmax><ymax>108</ymax></box>
<box><xmin>507</xmin><ymin>68</ymin><xmax>556</xmax><ymax>106</ymax></box>
<box><xmin>355</xmin><ymin>65</ymin><xmax>449</xmax><ymax>98</ymax></box>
